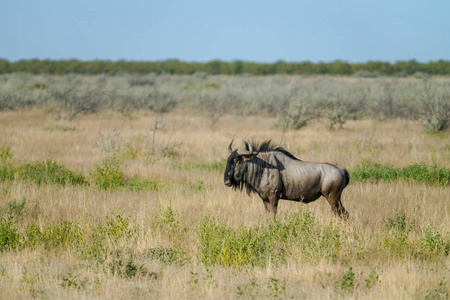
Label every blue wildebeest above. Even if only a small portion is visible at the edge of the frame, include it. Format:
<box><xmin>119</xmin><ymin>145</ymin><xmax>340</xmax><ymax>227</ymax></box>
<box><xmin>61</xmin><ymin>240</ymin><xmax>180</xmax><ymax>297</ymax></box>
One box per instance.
<box><xmin>224</xmin><ymin>140</ymin><xmax>350</xmax><ymax>219</ymax></box>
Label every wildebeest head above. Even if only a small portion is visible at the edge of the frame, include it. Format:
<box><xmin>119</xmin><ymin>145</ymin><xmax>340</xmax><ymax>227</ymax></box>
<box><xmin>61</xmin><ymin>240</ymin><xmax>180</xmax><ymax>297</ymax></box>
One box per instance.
<box><xmin>224</xmin><ymin>139</ymin><xmax>259</xmax><ymax>188</ymax></box>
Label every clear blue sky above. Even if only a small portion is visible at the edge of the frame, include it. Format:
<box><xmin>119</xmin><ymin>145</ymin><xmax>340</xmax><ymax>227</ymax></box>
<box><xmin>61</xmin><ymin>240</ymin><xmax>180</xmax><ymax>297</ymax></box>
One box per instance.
<box><xmin>1</xmin><ymin>0</ymin><xmax>449</xmax><ymax>63</ymax></box>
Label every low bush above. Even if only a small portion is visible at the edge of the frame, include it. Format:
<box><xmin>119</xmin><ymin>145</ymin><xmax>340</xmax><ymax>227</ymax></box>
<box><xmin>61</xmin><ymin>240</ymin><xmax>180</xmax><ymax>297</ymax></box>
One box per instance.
<box><xmin>16</xmin><ymin>159</ymin><xmax>87</xmax><ymax>186</ymax></box>
<box><xmin>336</xmin><ymin>267</ymin><xmax>355</xmax><ymax>293</ymax></box>
<box><xmin>0</xmin><ymin>161</ymin><xmax>15</xmax><ymax>182</ymax></box>
<box><xmin>0</xmin><ymin>216</ymin><xmax>21</xmax><ymax>251</ymax></box>
<box><xmin>351</xmin><ymin>161</ymin><xmax>398</xmax><ymax>183</ymax></box>
<box><xmin>1</xmin><ymin>157</ymin><xmax>89</xmax><ymax>186</ymax></box>
<box><xmin>90</xmin><ymin>156</ymin><xmax>124</xmax><ymax>190</ymax></box>
<box><xmin>351</xmin><ymin>161</ymin><xmax>450</xmax><ymax>185</ymax></box>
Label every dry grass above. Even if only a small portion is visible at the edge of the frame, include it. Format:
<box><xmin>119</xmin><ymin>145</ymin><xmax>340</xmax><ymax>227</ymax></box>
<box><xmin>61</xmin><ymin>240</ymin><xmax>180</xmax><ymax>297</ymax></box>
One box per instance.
<box><xmin>0</xmin><ymin>108</ymin><xmax>449</xmax><ymax>299</ymax></box>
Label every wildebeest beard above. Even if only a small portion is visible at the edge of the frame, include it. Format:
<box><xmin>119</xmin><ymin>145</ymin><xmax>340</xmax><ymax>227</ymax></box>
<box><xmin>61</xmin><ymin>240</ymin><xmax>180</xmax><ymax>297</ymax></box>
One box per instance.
<box><xmin>227</xmin><ymin>140</ymin><xmax>292</xmax><ymax>196</ymax></box>
<box><xmin>230</xmin><ymin>165</ymin><xmax>257</xmax><ymax>196</ymax></box>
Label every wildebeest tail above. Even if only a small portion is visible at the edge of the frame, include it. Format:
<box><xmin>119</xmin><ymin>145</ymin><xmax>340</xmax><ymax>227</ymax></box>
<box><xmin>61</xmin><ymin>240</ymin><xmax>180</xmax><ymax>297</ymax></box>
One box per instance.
<box><xmin>344</xmin><ymin>169</ymin><xmax>350</xmax><ymax>187</ymax></box>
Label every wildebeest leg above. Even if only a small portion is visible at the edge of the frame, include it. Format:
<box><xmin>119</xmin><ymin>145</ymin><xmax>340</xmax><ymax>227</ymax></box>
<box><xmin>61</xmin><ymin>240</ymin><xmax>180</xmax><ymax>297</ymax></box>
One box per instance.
<box><xmin>262</xmin><ymin>200</ymin><xmax>271</xmax><ymax>213</ymax></box>
<box><xmin>268</xmin><ymin>195</ymin><xmax>279</xmax><ymax>216</ymax></box>
<box><xmin>325</xmin><ymin>194</ymin><xmax>349</xmax><ymax>220</ymax></box>
<box><xmin>335</xmin><ymin>199</ymin><xmax>349</xmax><ymax>220</ymax></box>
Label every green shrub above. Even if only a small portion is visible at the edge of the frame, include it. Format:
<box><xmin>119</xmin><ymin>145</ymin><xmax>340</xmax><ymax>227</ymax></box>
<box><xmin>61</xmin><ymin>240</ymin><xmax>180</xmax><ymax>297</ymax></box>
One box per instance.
<box><xmin>0</xmin><ymin>159</ymin><xmax>15</xmax><ymax>182</ymax></box>
<box><xmin>382</xmin><ymin>211</ymin><xmax>417</xmax><ymax>257</ymax></box>
<box><xmin>90</xmin><ymin>156</ymin><xmax>124</xmax><ymax>190</ymax></box>
<box><xmin>401</xmin><ymin>163</ymin><xmax>450</xmax><ymax>186</ymax></box>
<box><xmin>104</xmin><ymin>213</ymin><xmax>129</xmax><ymax>241</ymax></box>
<box><xmin>16</xmin><ymin>159</ymin><xmax>87</xmax><ymax>186</ymax></box>
<box><xmin>351</xmin><ymin>161</ymin><xmax>450</xmax><ymax>185</ymax></box>
<box><xmin>40</xmin><ymin>221</ymin><xmax>83</xmax><ymax>250</ymax></box>
<box><xmin>0</xmin><ymin>146</ymin><xmax>12</xmax><ymax>161</ymax></box>
<box><xmin>24</xmin><ymin>222</ymin><xmax>41</xmax><ymax>248</ymax></box>
<box><xmin>365</xmin><ymin>267</ymin><xmax>380</xmax><ymax>289</ymax></box>
<box><xmin>78</xmin><ymin>227</ymin><xmax>107</xmax><ymax>262</ymax></box>
<box><xmin>336</xmin><ymin>267</ymin><xmax>355</xmax><ymax>293</ymax></box>
<box><xmin>151</xmin><ymin>204</ymin><xmax>183</xmax><ymax>241</ymax></box>
<box><xmin>419</xmin><ymin>227</ymin><xmax>450</xmax><ymax>259</ymax></box>
<box><xmin>7</xmin><ymin>197</ymin><xmax>27</xmax><ymax>219</ymax></box>
<box><xmin>0</xmin><ymin>216</ymin><xmax>21</xmax><ymax>251</ymax></box>
<box><xmin>351</xmin><ymin>161</ymin><xmax>398</xmax><ymax>183</ymax></box>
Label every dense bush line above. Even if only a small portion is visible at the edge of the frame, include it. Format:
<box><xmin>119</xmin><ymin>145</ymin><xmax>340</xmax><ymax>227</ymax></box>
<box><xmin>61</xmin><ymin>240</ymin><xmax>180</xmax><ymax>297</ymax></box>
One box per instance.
<box><xmin>1</xmin><ymin>73</ymin><xmax>449</xmax><ymax>131</ymax></box>
<box><xmin>1</xmin><ymin>58</ymin><xmax>450</xmax><ymax>76</ymax></box>
<box><xmin>0</xmin><ymin>73</ymin><xmax>450</xmax><ymax>131</ymax></box>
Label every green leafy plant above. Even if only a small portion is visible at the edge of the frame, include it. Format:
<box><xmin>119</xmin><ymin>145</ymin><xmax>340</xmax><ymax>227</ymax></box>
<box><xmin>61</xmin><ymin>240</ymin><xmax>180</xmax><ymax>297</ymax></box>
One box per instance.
<box><xmin>7</xmin><ymin>197</ymin><xmax>27</xmax><ymax>219</ymax></box>
<box><xmin>0</xmin><ymin>216</ymin><xmax>21</xmax><ymax>251</ymax></box>
<box><xmin>382</xmin><ymin>210</ymin><xmax>417</xmax><ymax>257</ymax></box>
<box><xmin>104</xmin><ymin>213</ymin><xmax>129</xmax><ymax>241</ymax></box>
<box><xmin>267</xmin><ymin>277</ymin><xmax>286</xmax><ymax>298</ymax></box>
<box><xmin>420</xmin><ymin>227</ymin><xmax>450</xmax><ymax>259</ymax></box>
<box><xmin>90</xmin><ymin>155</ymin><xmax>124</xmax><ymax>190</ymax></box>
<box><xmin>59</xmin><ymin>271</ymin><xmax>88</xmax><ymax>289</ymax></box>
<box><xmin>0</xmin><ymin>146</ymin><xmax>12</xmax><ymax>161</ymax></box>
<box><xmin>337</xmin><ymin>267</ymin><xmax>355</xmax><ymax>293</ymax></box>
<box><xmin>365</xmin><ymin>267</ymin><xmax>380</xmax><ymax>289</ymax></box>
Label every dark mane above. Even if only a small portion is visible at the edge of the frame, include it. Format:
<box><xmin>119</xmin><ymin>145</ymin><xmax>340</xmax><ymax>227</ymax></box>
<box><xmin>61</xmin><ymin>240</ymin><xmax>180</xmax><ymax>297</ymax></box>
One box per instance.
<box><xmin>244</xmin><ymin>140</ymin><xmax>299</xmax><ymax>161</ymax></box>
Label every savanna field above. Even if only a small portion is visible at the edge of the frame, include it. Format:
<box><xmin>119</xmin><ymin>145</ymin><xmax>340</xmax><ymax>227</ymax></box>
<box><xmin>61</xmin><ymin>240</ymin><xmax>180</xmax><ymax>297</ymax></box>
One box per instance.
<box><xmin>0</xmin><ymin>73</ymin><xmax>450</xmax><ymax>299</ymax></box>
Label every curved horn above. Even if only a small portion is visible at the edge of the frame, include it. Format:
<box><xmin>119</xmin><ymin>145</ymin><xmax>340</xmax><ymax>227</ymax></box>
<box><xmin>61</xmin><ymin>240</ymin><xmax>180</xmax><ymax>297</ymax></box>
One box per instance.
<box><xmin>237</xmin><ymin>149</ymin><xmax>252</xmax><ymax>156</ymax></box>
<box><xmin>247</xmin><ymin>141</ymin><xmax>253</xmax><ymax>153</ymax></box>
<box><xmin>238</xmin><ymin>140</ymin><xmax>258</xmax><ymax>156</ymax></box>
<box><xmin>228</xmin><ymin>139</ymin><xmax>234</xmax><ymax>153</ymax></box>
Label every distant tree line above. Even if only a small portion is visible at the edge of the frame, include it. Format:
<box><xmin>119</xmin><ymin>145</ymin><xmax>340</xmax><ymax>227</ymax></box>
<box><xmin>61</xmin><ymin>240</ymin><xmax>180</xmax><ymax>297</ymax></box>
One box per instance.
<box><xmin>1</xmin><ymin>58</ymin><xmax>450</xmax><ymax>76</ymax></box>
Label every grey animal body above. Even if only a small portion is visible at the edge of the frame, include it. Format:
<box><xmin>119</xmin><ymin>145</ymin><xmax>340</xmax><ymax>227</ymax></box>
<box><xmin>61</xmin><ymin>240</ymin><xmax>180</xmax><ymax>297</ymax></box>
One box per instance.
<box><xmin>224</xmin><ymin>140</ymin><xmax>349</xmax><ymax>218</ymax></box>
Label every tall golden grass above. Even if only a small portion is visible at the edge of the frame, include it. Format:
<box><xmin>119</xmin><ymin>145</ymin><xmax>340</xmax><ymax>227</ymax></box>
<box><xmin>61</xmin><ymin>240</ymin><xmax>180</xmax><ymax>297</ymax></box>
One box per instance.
<box><xmin>0</xmin><ymin>108</ymin><xmax>449</xmax><ymax>299</ymax></box>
